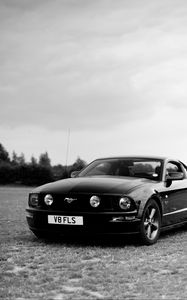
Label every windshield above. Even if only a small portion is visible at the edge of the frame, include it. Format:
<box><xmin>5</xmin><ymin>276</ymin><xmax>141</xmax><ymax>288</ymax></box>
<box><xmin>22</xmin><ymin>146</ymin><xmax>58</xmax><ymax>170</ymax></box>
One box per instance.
<box><xmin>79</xmin><ymin>158</ymin><xmax>162</xmax><ymax>181</ymax></box>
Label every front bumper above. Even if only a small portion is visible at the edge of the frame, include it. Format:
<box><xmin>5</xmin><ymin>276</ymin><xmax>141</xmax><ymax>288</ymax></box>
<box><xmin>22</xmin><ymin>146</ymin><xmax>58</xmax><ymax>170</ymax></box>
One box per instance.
<box><xmin>26</xmin><ymin>207</ymin><xmax>141</xmax><ymax>236</ymax></box>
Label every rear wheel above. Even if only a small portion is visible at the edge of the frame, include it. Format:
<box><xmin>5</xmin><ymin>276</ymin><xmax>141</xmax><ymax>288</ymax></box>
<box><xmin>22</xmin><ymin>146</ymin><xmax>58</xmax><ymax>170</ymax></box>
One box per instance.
<box><xmin>140</xmin><ymin>199</ymin><xmax>161</xmax><ymax>245</ymax></box>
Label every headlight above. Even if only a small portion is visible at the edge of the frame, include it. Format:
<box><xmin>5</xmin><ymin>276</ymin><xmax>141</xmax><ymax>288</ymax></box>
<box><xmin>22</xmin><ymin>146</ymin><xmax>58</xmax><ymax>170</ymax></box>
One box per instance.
<box><xmin>90</xmin><ymin>195</ymin><xmax>100</xmax><ymax>208</ymax></box>
<box><xmin>44</xmin><ymin>194</ymin><xmax>53</xmax><ymax>206</ymax></box>
<box><xmin>119</xmin><ymin>197</ymin><xmax>131</xmax><ymax>210</ymax></box>
<box><xmin>29</xmin><ymin>193</ymin><xmax>39</xmax><ymax>207</ymax></box>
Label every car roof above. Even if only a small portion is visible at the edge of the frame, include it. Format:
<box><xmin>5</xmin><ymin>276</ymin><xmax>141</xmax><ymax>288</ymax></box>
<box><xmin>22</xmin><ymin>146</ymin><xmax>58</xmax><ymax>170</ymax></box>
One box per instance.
<box><xmin>93</xmin><ymin>156</ymin><xmax>180</xmax><ymax>162</ymax></box>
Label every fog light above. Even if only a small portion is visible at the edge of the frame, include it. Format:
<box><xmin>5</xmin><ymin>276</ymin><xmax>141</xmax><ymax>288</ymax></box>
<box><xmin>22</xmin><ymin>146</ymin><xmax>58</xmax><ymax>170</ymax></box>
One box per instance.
<box><xmin>119</xmin><ymin>197</ymin><xmax>131</xmax><ymax>210</ymax></box>
<box><xmin>125</xmin><ymin>216</ymin><xmax>136</xmax><ymax>220</ymax></box>
<box><xmin>90</xmin><ymin>195</ymin><xmax>100</xmax><ymax>208</ymax></box>
<box><xmin>26</xmin><ymin>212</ymin><xmax>34</xmax><ymax>218</ymax></box>
<box><xmin>44</xmin><ymin>194</ymin><xmax>53</xmax><ymax>206</ymax></box>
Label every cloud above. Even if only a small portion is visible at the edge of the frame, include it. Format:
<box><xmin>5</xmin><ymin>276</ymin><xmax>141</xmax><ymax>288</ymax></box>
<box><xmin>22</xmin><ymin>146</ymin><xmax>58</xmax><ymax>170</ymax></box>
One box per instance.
<box><xmin>1</xmin><ymin>0</ymin><xmax>187</xmax><ymax>132</ymax></box>
<box><xmin>1</xmin><ymin>0</ymin><xmax>187</xmax><ymax>166</ymax></box>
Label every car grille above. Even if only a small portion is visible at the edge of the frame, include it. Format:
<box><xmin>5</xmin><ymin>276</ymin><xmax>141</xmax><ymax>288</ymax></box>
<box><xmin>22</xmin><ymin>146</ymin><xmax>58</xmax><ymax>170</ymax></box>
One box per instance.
<box><xmin>39</xmin><ymin>193</ymin><xmax>115</xmax><ymax>212</ymax></box>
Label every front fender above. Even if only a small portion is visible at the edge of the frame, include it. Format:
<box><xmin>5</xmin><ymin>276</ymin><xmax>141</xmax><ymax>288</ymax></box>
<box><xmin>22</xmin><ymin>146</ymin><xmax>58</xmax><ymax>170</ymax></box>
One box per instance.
<box><xmin>128</xmin><ymin>186</ymin><xmax>162</xmax><ymax>218</ymax></box>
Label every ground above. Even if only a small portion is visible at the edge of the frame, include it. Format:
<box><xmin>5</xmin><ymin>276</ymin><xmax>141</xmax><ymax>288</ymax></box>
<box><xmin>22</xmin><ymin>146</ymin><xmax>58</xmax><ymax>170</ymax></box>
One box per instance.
<box><xmin>0</xmin><ymin>186</ymin><xmax>187</xmax><ymax>299</ymax></box>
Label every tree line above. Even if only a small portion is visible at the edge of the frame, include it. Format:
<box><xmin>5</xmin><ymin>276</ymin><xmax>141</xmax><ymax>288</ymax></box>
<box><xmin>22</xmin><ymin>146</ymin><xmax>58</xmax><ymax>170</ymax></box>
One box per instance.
<box><xmin>0</xmin><ymin>143</ymin><xmax>87</xmax><ymax>186</ymax></box>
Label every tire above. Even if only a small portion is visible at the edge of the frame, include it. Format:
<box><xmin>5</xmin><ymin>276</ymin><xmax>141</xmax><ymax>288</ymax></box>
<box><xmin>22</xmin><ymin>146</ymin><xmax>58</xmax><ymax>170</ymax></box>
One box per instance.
<box><xmin>139</xmin><ymin>199</ymin><xmax>161</xmax><ymax>245</ymax></box>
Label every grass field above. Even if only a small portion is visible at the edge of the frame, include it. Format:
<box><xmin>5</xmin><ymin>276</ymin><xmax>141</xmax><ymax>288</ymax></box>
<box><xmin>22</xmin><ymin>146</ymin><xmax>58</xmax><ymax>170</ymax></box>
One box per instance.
<box><xmin>0</xmin><ymin>186</ymin><xmax>187</xmax><ymax>300</ymax></box>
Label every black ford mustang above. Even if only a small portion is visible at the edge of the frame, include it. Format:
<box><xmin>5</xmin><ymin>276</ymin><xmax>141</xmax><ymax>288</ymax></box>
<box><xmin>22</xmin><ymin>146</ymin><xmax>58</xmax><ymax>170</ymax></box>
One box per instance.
<box><xmin>26</xmin><ymin>156</ymin><xmax>187</xmax><ymax>245</ymax></box>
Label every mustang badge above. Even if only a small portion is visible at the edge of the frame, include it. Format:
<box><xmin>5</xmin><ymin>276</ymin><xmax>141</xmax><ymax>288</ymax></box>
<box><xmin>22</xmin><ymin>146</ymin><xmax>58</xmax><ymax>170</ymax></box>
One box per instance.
<box><xmin>64</xmin><ymin>197</ymin><xmax>77</xmax><ymax>204</ymax></box>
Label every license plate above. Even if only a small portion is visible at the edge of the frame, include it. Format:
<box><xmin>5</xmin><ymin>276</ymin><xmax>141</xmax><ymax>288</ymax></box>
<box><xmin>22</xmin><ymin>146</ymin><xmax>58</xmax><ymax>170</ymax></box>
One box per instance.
<box><xmin>48</xmin><ymin>215</ymin><xmax>83</xmax><ymax>225</ymax></box>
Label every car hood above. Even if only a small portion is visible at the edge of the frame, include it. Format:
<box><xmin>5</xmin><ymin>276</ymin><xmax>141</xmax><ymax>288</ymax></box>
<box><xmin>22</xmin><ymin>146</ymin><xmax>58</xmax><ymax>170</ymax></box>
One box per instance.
<box><xmin>32</xmin><ymin>176</ymin><xmax>156</xmax><ymax>195</ymax></box>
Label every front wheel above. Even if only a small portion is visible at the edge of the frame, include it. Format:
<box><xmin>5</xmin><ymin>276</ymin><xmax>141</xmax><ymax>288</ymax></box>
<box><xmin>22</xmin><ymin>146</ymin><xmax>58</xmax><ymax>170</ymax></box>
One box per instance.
<box><xmin>139</xmin><ymin>199</ymin><xmax>161</xmax><ymax>245</ymax></box>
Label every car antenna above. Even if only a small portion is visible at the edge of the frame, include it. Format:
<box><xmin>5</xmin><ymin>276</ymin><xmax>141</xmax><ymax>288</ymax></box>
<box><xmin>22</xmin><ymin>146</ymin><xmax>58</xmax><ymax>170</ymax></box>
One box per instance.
<box><xmin>65</xmin><ymin>128</ymin><xmax>71</xmax><ymax>177</ymax></box>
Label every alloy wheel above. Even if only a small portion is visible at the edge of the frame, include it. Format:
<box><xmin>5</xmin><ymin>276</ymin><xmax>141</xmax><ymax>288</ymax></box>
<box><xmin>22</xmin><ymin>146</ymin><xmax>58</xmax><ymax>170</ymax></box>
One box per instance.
<box><xmin>140</xmin><ymin>199</ymin><xmax>161</xmax><ymax>245</ymax></box>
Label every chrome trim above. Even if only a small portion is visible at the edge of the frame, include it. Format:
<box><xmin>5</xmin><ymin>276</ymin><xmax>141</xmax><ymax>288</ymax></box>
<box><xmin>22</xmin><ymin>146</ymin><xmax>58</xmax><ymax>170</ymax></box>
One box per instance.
<box><xmin>163</xmin><ymin>207</ymin><xmax>187</xmax><ymax>217</ymax></box>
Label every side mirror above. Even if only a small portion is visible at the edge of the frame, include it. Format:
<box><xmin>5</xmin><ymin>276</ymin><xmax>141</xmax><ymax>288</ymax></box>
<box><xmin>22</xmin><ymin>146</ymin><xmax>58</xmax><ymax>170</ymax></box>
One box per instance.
<box><xmin>166</xmin><ymin>172</ymin><xmax>184</xmax><ymax>181</ymax></box>
<box><xmin>165</xmin><ymin>172</ymin><xmax>184</xmax><ymax>187</ymax></box>
<box><xmin>71</xmin><ymin>170</ymin><xmax>80</xmax><ymax>178</ymax></box>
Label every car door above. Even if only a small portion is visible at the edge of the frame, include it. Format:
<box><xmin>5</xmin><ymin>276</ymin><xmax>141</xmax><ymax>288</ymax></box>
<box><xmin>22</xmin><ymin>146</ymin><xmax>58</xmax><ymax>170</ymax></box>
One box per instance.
<box><xmin>161</xmin><ymin>161</ymin><xmax>187</xmax><ymax>226</ymax></box>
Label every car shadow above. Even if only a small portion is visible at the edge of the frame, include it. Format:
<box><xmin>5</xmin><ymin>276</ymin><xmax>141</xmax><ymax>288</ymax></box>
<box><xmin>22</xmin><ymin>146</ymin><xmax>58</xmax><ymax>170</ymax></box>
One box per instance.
<box><xmin>28</xmin><ymin>233</ymin><xmax>145</xmax><ymax>248</ymax></box>
<box><xmin>159</xmin><ymin>223</ymin><xmax>187</xmax><ymax>241</ymax></box>
<box><xmin>55</xmin><ymin>224</ymin><xmax>186</xmax><ymax>247</ymax></box>
<box><xmin>18</xmin><ymin>224</ymin><xmax>186</xmax><ymax>248</ymax></box>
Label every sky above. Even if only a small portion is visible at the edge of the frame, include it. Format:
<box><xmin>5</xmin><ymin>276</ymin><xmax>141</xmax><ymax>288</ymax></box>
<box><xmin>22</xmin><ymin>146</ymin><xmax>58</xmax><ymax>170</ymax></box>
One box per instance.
<box><xmin>1</xmin><ymin>0</ymin><xmax>187</xmax><ymax>165</ymax></box>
